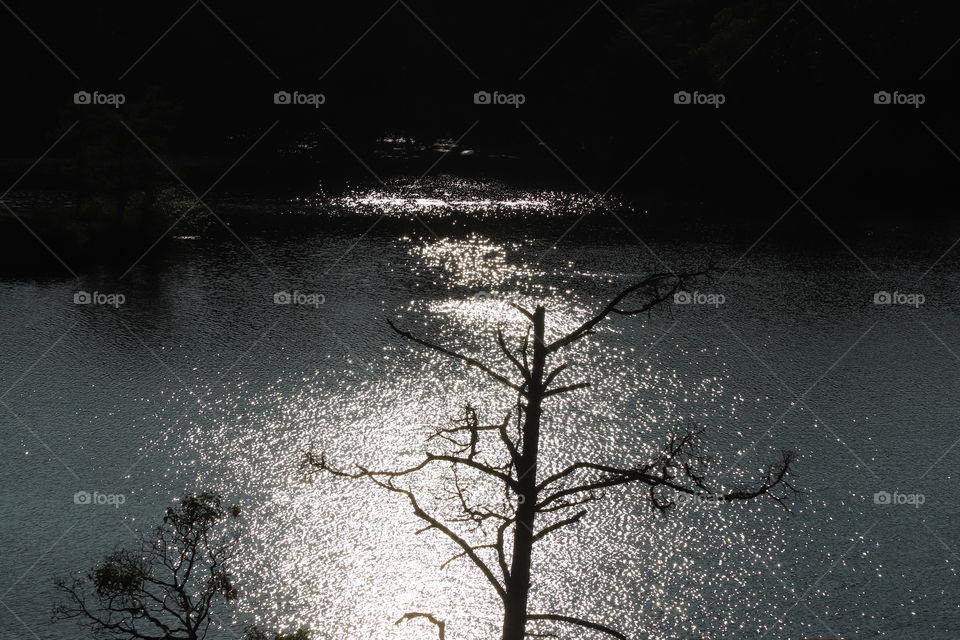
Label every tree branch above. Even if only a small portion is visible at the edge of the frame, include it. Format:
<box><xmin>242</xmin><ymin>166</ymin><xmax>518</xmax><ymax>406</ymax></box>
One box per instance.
<box><xmin>543</xmin><ymin>382</ymin><xmax>591</xmax><ymax>398</ymax></box>
<box><xmin>547</xmin><ymin>268</ymin><xmax>715</xmax><ymax>353</ymax></box>
<box><xmin>388</xmin><ymin>320</ymin><xmax>524</xmax><ymax>394</ymax></box>
<box><xmin>532</xmin><ymin>510</ymin><xmax>587</xmax><ymax>542</ymax></box>
<box><xmin>395</xmin><ymin>612</ymin><xmax>446</xmax><ymax>640</ymax></box>
<box><xmin>527</xmin><ymin>614</ymin><xmax>627</xmax><ymax>640</ymax></box>
<box><xmin>536</xmin><ymin>433</ymin><xmax>796</xmax><ymax>514</ymax></box>
<box><xmin>305</xmin><ymin>450</ymin><xmax>519</xmax><ymax>492</ymax></box>
<box><xmin>497</xmin><ymin>328</ymin><xmax>531</xmax><ymax>381</ymax></box>
<box><xmin>379</xmin><ymin>479</ymin><xmax>508</xmax><ymax>602</ymax></box>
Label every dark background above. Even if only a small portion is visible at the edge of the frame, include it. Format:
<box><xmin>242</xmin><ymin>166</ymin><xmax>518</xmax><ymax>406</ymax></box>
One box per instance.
<box><xmin>1</xmin><ymin>1</ymin><xmax>958</xmax><ymax>205</ymax></box>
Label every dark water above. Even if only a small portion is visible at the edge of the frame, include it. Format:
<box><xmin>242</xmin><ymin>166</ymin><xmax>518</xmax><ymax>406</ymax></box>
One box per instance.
<box><xmin>1</xmin><ymin>178</ymin><xmax>958</xmax><ymax>639</ymax></box>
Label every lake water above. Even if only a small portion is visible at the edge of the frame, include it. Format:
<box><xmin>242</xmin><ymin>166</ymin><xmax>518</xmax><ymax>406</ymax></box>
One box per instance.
<box><xmin>1</xmin><ymin>177</ymin><xmax>958</xmax><ymax>640</ymax></box>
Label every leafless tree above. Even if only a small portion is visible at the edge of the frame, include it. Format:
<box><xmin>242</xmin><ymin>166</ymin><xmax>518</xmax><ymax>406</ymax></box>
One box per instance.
<box><xmin>305</xmin><ymin>270</ymin><xmax>797</xmax><ymax>640</ymax></box>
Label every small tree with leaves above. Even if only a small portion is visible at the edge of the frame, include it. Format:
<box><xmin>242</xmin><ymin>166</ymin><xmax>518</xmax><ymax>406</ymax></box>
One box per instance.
<box><xmin>54</xmin><ymin>493</ymin><xmax>241</xmax><ymax>640</ymax></box>
<box><xmin>306</xmin><ymin>270</ymin><xmax>797</xmax><ymax>640</ymax></box>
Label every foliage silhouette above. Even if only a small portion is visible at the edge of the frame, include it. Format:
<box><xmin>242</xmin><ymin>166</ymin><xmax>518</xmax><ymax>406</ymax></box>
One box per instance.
<box><xmin>53</xmin><ymin>493</ymin><xmax>241</xmax><ymax>640</ymax></box>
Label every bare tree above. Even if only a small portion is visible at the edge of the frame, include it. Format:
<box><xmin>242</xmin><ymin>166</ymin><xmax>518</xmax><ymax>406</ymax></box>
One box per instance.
<box><xmin>305</xmin><ymin>270</ymin><xmax>797</xmax><ymax>640</ymax></box>
<box><xmin>53</xmin><ymin>493</ymin><xmax>241</xmax><ymax>640</ymax></box>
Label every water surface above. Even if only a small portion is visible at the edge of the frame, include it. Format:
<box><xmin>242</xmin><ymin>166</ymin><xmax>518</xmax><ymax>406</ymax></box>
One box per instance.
<box><xmin>1</xmin><ymin>177</ymin><xmax>958</xmax><ymax>639</ymax></box>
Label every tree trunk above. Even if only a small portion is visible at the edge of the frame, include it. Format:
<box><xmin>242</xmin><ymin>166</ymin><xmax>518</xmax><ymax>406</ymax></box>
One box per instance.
<box><xmin>502</xmin><ymin>306</ymin><xmax>546</xmax><ymax>640</ymax></box>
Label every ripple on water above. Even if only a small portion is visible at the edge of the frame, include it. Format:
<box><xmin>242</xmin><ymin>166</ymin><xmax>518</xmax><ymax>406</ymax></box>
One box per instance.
<box><xmin>150</xmin><ymin>232</ymin><xmax>828</xmax><ymax>640</ymax></box>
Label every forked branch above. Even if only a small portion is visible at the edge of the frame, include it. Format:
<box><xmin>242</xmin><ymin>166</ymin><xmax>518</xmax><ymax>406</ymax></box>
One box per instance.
<box><xmin>388</xmin><ymin>319</ymin><xmax>524</xmax><ymax>394</ymax></box>
<box><xmin>305</xmin><ymin>450</ymin><xmax>520</xmax><ymax>492</ymax></box>
<box><xmin>396</xmin><ymin>612</ymin><xmax>446</xmax><ymax>640</ymax></box>
<box><xmin>303</xmin><ymin>452</ymin><xmax>510</xmax><ymax>602</ymax></box>
<box><xmin>528</xmin><ymin>614</ymin><xmax>628</xmax><ymax>640</ymax></box>
<box><xmin>536</xmin><ymin>430</ymin><xmax>797</xmax><ymax>514</ymax></box>
<box><xmin>548</xmin><ymin>268</ymin><xmax>715</xmax><ymax>353</ymax></box>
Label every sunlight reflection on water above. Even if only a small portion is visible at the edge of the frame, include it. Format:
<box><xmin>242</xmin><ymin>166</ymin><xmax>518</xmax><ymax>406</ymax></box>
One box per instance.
<box><xmin>154</xmin><ymin>206</ymin><xmax>824</xmax><ymax>639</ymax></box>
<box><xmin>296</xmin><ymin>177</ymin><xmax>613</xmax><ymax>220</ymax></box>
<box><xmin>5</xmin><ymin>176</ymin><xmax>954</xmax><ymax>640</ymax></box>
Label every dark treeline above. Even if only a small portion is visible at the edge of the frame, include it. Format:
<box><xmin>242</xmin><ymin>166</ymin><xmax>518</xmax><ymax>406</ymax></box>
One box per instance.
<box><xmin>1</xmin><ymin>1</ymin><xmax>959</xmax><ymax>202</ymax></box>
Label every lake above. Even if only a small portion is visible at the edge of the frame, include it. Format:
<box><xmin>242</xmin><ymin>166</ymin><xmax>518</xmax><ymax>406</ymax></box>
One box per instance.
<box><xmin>1</xmin><ymin>177</ymin><xmax>957</xmax><ymax>639</ymax></box>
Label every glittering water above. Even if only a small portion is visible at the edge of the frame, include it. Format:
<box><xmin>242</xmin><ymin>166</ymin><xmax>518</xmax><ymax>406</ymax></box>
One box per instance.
<box><xmin>1</xmin><ymin>178</ymin><xmax>958</xmax><ymax>640</ymax></box>
<box><xmin>322</xmin><ymin>177</ymin><xmax>601</xmax><ymax>219</ymax></box>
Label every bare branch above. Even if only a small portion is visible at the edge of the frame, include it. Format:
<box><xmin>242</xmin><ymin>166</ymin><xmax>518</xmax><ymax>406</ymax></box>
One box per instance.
<box><xmin>497</xmin><ymin>328</ymin><xmax>531</xmax><ymax>381</ymax></box>
<box><xmin>528</xmin><ymin>614</ymin><xmax>628</xmax><ymax>640</ymax></box>
<box><xmin>429</xmin><ymin>405</ymin><xmax>482</xmax><ymax>458</ymax></box>
<box><xmin>494</xmin><ymin>517</ymin><xmax>513</xmax><ymax>580</ymax></box>
<box><xmin>304</xmin><ymin>455</ymin><xmax>510</xmax><ymax>602</ymax></box>
<box><xmin>519</xmin><ymin>327</ymin><xmax>531</xmax><ymax>372</ymax></box>
<box><xmin>547</xmin><ymin>268</ymin><xmax>715</xmax><ymax>353</ymax></box>
<box><xmin>536</xmin><ymin>431</ymin><xmax>797</xmax><ymax>514</ymax></box>
<box><xmin>395</xmin><ymin>612</ymin><xmax>446</xmax><ymax>640</ymax></box>
<box><xmin>542</xmin><ymin>363</ymin><xmax>569</xmax><ymax>389</ymax></box>
<box><xmin>388</xmin><ymin>320</ymin><xmax>524</xmax><ymax>394</ymax></box>
<box><xmin>438</xmin><ymin>543</ymin><xmax>498</xmax><ymax>570</ymax></box>
<box><xmin>722</xmin><ymin>450</ymin><xmax>799</xmax><ymax>512</ymax></box>
<box><xmin>533</xmin><ymin>510</ymin><xmax>587</xmax><ymax>542</ymax></box>
<box><xmin>381</xmin><ymin>479</ymin><xmax>508</xmax><ymax>602</ymax></box>
<box><xmin>538</xmin><ymin>461</ymin><xmax>641</xmax><ymax>492</ymax></box>
<box><xmin>446</xmin><ymin>466</ymin><xmax>514</xmax><ymax>529</ymax></box>
<box><xmin>543</xmin><ymin>382</ymin><xmax>591</xmax><ymax>398</ymax></box>
<box><xmin>305</xmin><ymin>450</ymin><xmax>519</xmax><ymax>492</ymax></box>
<box><xmin>497</xmin><ymin>407</ymin><xmax>522</xmax><ymax>468</ymax></box>
<box><xmin>508</xmin><ymin>302</ymin><xmax>536</xmax><ymax>323</ymax></box>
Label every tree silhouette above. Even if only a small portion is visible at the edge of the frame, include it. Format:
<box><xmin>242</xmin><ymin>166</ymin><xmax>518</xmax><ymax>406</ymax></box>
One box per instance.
<box><xmin>65</xmin><ymin>87</ymin><xmax>182</xmax><ymax>227</ymax></box>
<box><xmin>306</xmin><ymin>269</ymin><xmax>797</xmax><ymax>640</ymax></box>
<box><xmin>53</xmin><ymin>493</ymin><xmax>241</xmax><ymax>640</ymax></box>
